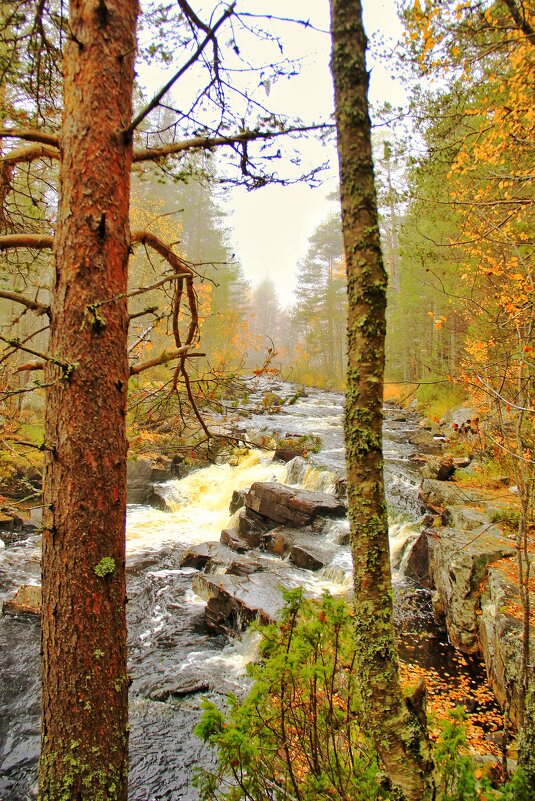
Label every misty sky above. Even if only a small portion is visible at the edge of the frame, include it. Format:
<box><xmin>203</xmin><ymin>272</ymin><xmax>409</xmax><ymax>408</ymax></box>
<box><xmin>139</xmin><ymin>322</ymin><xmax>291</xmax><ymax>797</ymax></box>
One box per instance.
<box><xmin>227</xmin><ymin>0</ymin><xmax>405</xmax><ymax>307</ymax></box>
<box><xmin>138</xmin><ymin>1</ymin><xmax>406</xmax><ymax>308</ymax></box>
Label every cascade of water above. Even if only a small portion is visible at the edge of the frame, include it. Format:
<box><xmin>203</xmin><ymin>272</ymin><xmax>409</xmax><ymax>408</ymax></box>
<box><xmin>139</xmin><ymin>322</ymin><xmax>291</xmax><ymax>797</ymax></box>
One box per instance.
<box><xmin>0</xmin><ymin>384</ymin><xmax>429</xmax><ymax>801</ymax></box>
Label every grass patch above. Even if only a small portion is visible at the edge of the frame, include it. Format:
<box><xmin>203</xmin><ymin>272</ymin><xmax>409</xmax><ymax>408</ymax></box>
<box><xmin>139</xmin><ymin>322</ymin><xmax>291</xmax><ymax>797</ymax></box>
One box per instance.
<box><xmin>416</xmin><ymin>379</ymin><xmax>468</xmax><ymax>420</ymax></box>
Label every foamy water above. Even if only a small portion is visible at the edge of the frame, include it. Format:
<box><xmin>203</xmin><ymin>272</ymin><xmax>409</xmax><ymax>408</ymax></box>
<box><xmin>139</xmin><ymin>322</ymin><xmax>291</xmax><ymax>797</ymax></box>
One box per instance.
<box><xmin>126</xmin><ymin>450</ymin><xmax>285</xmax><ymax>551</ymax></box>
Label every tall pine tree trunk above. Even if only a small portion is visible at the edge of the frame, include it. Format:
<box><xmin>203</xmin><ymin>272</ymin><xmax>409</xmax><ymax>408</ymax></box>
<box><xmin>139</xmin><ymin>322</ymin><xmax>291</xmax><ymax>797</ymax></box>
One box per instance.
<box><xmin>329</xmin><ymin>2</ymin><xmax>435</xmax><ymax>799</ymax></box>
<box><xmin>39</xmin><ymin>1</ymin><xmax>138</xmax><ymax>798</ymax></box>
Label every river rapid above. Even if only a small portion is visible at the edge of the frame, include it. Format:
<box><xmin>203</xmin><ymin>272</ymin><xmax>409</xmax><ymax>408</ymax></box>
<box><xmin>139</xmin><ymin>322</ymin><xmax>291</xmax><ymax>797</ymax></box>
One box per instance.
<box><xmin>0</xmin><ymin>384</ymin><xmax>450</xmax><ymax>800</ymax></box>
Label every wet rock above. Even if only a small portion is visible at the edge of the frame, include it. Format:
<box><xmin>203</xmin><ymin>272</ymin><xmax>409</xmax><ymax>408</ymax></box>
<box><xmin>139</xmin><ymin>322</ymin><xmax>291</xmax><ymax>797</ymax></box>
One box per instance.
<box><xmin>238</xmin><ymin>507</ymin><xmax>277</xmax><ymax>547</ymax></box>
<box><xmin>404</xmin><ymin>530</ymin><xmax>431</xmax><ymax>587</ymax></box>
<box><xmin>229</xmin><ymin>489</ymin><xmax>247</xmax><ymax>515</ymax></box>
<box><xmin>227</xmin><ymin>559</ymin><xmax>263</xmax><ymax>577</ymax></box>
<box><xmin>262</xmin><ymin>526</ymin><xmax>336</xmax><ymax>571</ymax></box>
<box><xmin>192</xmin><ymin>573</ymin><xmax>285</xmax><ymax>634</ymax></box>
<box><xmin>246</xmin><ymin>482</ymin><xmax>345</xmax><ymax>528</ymax></box>
<box><xmin>146</xmin><ymin>486</ymin><xmax>172</xmax><ymax>512</ymax></box>
<box><xmin>420</xmin><ymin>455</ymin><xmax>455</xmax><ymax>481</ymax></box>
<box><xmin>148</xmin><ymin>678</ymin><xmax>210</xmax><ymax>702</ymax></box>
<box><xmin>262</xmin><ymin>390</ymin><xmax>284</xmax><ymax>409</ymax></box>
<box><xmin>409</xmin><ymin>430</ymin><xmax>444</xmax><ymax>454</ymax></box>
<box><xmin>181</xmin><ymin>541</ymin><xmax>263</xmax><ymax>577</ymax></box>
<box><xmin>3</xmin><ymin>584</ymin><xmax>41</xmax><ymax>616</ymax></box>
<box><xmin>479</xmin><ymin>561</ymin><xmax>535</xmax><ymax>727</ymax></box>
<box><xmin>150</xmin><ymin>464</ymin><xmax>173</xmax><ymax>483</ymax></box>
<box><xmin>220</xmin><ymin>528</ymin><xmax>251</xmax><ymax>553</ymax></box>
<box><xmin>428</xmin><ymin>526</ymin><xmax>515</xmax><ymax>653</ymax></box>
<box><xmin>127</xmin><ymin>459</ymin><xmax>154</xmax><ymax>504</ymax></box>
<box><xmin>180</xmin><ymin>542</ymin><xmax>241</xmax><ymax>571</ymax></box>
<box><xmin>0</xmin><ymin>510</ymin><xmax>26</xmax><ymax>531</ymax></box>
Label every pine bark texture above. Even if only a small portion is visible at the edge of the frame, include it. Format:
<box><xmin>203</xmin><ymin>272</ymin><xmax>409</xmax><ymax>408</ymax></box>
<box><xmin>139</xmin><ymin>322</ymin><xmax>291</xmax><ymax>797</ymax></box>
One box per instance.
<box><xmin>329</xmin><ymin>2</ymin><xmax>435</xmax><ymax>799</ymax></box>
<box><xmin>39</xmin><ymin>1</ymin><xmax>138</xmax><ymax>799</ymax></box>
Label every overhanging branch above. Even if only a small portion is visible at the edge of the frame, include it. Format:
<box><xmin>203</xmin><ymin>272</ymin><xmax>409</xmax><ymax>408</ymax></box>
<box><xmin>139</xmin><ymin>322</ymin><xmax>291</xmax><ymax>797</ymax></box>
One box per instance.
<box><xmin>130</xmin><ymin>346</ymin><xmax>203</xmax><ymax>375</ymax></box>
<box><xmin>0</xmin><ymin>290</ymin><xmax>49</xmax><ymax>315</ymax></box>
<box><xmin>0</xmin><ymin>128</ymin><xmax>59</xmax><ymax>147</ymax></box>
<box><xmin>132</xmin><ymin>124</ymin><xmax>332</xmax><ymax>163</ymax></box>
<box><xmin>0</xmin><ymin>233</ymin><xmax>54</xmax><ymax>250</ymax></box>
<box><xmin>126</xmin><ymin>3</ymin><xmax>236</xmax><ymax>137</ymax></box>
<box><xmin>0</xmin><ymin>143</ymin><xmax>59</xmax><ymax>166</ymax></box>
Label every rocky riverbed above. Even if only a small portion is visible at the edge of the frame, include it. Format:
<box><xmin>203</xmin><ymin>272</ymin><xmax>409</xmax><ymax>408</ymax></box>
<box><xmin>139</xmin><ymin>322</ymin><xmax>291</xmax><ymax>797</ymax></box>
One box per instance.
<box><xmin>0</xmin><ymin>383</ymin><xmax>527</xmax><ymax>798</ymax></box>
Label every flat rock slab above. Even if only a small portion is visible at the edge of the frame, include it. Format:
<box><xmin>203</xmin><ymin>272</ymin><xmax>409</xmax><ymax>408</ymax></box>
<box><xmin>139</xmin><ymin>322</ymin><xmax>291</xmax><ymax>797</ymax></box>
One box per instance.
<box><xmin>180</xmin><ymin>542</ymin><xmax>263</xmax><ymax>576</ymax></box>
<box><xmin>192</xmin><ymin>572</ymin><xmax>286</xmax><ymax>634</ymax></box>
<box><xmin>428</xmin><ymin>526</ymin><xmax>515</xmax><ymax>653</ymax></box>
<box><xmin>3</xmin><ymin>584</ymin><xmax>41</xmax><ymax>616</ymax></box>
<box><xmin>246</xmin><ymin>482</ymin><xmax>345</xmax><ymax>527</ymax></box>
<box><xmin>479</xmin><ymin>560</ymin><xmax>535</xmax><ymax>727</ymax></box>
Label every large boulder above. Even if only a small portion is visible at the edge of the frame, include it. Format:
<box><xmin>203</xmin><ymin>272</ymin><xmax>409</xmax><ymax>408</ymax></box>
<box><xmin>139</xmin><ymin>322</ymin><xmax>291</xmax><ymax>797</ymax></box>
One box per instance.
<box><xmin>192</xmin><ymin>572</ymin><xmax>284</xmax><ymax>634</ymax></box>
<box><xmin>427</xmin><ymin>526</ymin><xmax>515</xmax><ymax>653</ymax></box>
<box><xmin>478</xmin><ymin>559</ymin><xmax>535</xmax><ymax>727</ymax></box>
<box><xmin>3</xmin><ymin>584</ymin><xmax>41</xmax><ymax>616</ymax></box>
<box><xmin>246</xmin><ymin>482</ymin><xmax>345</xmax><ymax>528</ymax></box>
<box><xmin>127</xmin><ymin>460</ymin><xmax>154</xmax><ymax>504</ymax></box>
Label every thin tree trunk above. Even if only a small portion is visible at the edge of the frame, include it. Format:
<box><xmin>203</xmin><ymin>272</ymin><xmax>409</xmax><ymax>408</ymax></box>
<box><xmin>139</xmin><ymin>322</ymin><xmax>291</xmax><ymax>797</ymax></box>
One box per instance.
<box><xmin>39</xmin><ymin>1</ymin><xmax>138</xmax><ymax>798</ymax></box>
<box><xmin>329</xmin><ymin>2</ymin><xmax>435</xmax><ymax>799</ymax></box>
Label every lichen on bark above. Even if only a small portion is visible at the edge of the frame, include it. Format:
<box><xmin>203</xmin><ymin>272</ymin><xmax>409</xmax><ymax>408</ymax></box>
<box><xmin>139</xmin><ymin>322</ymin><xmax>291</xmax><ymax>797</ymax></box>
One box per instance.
<box><xmin>329</xmin><ymin>1</ymin><xmax>436</xmax><ymax>798</ymax></box>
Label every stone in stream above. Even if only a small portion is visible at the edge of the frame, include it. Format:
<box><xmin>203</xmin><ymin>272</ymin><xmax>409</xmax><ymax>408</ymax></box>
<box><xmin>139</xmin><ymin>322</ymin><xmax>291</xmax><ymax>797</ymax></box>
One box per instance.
<box><xmin>263</xmin><ymin>526</ymin><xmax>337</xmax><ymax>571</ymax></box>
<box><xmin>127</xmin><ymin>459</ymin><xmax>155</xmax><ymax>504</ymax></box>
<box><xmin>408</xmin><ymin>429</ymin><xmax>444</xmax><ymax>455</ymax></box>
<box><xmin>229</xmin><ymin>488</ymin><xmax>247</xmax><ymax>515</ymax></box>
<box><xmin>2</xmin><ymin>584</ymin><xmax>41</xmax><ymax>616</ymax></box>
<box><xmin>245</xmin><ymin>481</ymin><xmax>346</xmax><ymax>527</ymax></box>
<box><xmin>479</xmin><ymin>560</ymin><xmax>535</xmax><ymax>728</ymax></box>
<box><xmin>180</xmin><ymin>542</ymin><xmax>262</xmax><ymax>575</ymax></box>
<box><xmin>192</xmin><ymin>572</ymin><xmax>285</xmax><ymax>634</ymax></box>
<box><xmin>220</xmin><ymin>506</ymin><xmax>277</xmax><ymax>552</ymax></box>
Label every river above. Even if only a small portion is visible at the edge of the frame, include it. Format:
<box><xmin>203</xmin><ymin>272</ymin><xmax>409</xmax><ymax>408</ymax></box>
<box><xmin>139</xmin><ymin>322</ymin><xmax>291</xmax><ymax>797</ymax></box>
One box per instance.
<box><xmin>0</xmin><ymin>384</ymin><xmax>480</xmax><ymax>800</ymax></box>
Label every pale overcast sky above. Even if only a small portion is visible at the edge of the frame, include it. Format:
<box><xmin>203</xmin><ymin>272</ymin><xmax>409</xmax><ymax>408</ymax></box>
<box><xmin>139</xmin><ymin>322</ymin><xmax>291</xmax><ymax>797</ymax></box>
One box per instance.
<box><xmin>226</xmin><ymin>0</ymin><xmax>406</xmax><ymax>306</ymax></box>
<box><xmin>138</xmin><ymin>1</ymin><xmax>405</xmax><ymax>307</ymax></box>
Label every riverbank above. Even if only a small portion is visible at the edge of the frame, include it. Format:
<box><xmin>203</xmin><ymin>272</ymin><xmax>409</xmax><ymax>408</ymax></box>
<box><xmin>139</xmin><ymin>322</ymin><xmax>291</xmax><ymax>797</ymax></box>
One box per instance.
<box><xmin>0</xmin><ymin>384</ymin><xmax>523</xmax><ymax>797</ymax></box>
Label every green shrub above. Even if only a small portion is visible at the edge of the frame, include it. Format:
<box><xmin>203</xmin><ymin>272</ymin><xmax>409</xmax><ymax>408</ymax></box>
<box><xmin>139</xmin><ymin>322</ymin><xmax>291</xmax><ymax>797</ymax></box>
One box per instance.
<box><xmin>194</xmin><ymin>593</ymin><xmax>528</xmax><ymax>801</ymax></box>
<box><xmin>194</xmin><ymin>589</ymin><xmax>388</xmax><ymax>801</ymax></box>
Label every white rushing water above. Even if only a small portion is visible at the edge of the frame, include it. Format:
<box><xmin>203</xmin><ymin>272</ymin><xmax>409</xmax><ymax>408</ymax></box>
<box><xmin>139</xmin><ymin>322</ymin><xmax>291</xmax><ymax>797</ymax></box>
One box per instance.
<box><xmin>126</xmin><ymin>449</ymin><xmax>285</xmax><ymax>551</ymax></box>
<box><xmin>0</xmin><ymin>384</ymin><xmax>428</xmax><ymax>801</ymax></box>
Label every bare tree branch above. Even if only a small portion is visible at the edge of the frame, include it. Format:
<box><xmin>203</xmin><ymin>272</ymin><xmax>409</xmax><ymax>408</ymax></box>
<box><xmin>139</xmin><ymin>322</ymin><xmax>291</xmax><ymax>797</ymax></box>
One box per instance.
<box><xmin>0</xmin><ymin>143</ymin><xmax>59</xmax><ymax>166</ymax></box>
<box><xmin>126</xmin><ymin>3</ymin><xmax>236</xmax><ymax>137</ymax></box>
<box><xmin>0</xmin><ymin>334</ymin><xmax>70</xmax><ymax>372</ymax></box>
<box><xmin>128</xmin><ymin>306</ymin><xmax>159</xmax><ymax>322</ymax></box>
<box><xmin>130</xmin><ymin>346</ymin><xmax>203</xmax><ymax>375</ymax></box>
<box><xmin>0</xmin><ymin>290</ymin><xmax>49</xmax><ymax>314</ymax></box>
<box><xmin>0</xmin><ymin>128</ymin><xmax>60</xmax><ymax>147</ymax></box>
<box><xmin>0</xmin><ymin>233</ymin><xmax>54</xmax><ymax>250</ymax></box>
<box><xmin>132</xmin><ymin>123</ymin><xmax>332</xmax><ymax>163</ymax></box>
<box><xmin>130</xmin><ymin>229</ymin><xmax>194</xmax><ymax>278</ymax></box>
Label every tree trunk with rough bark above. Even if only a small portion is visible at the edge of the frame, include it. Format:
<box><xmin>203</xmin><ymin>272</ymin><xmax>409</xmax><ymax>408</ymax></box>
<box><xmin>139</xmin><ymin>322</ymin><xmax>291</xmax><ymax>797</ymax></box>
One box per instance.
<box><xmin>39</xmin><ymin>1</ymin><xmax>138</xmax><ymax>798</ymax></box>
<box><xmin>329</xmin><ymin>2</ymin><xmax>435</xmax><ymax>799</ymax></box>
